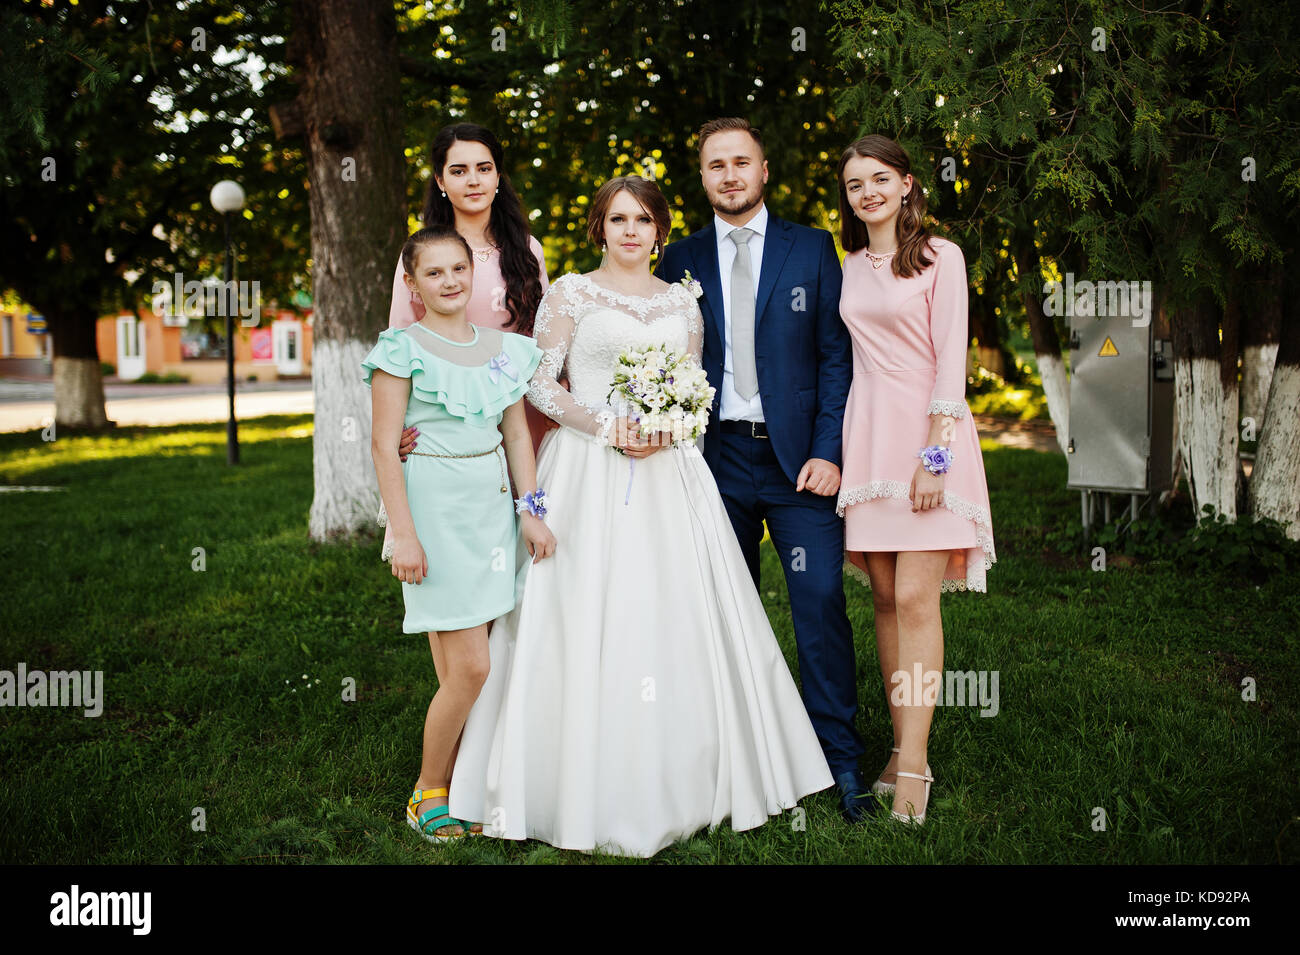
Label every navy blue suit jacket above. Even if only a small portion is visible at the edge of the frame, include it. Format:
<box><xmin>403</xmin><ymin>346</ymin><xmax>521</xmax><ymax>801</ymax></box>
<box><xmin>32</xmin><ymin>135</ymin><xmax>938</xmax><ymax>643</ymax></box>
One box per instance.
<box><xmin>657</xmin><ymin>215</ymin><xmax>853</xmax><ymax>486</ymax></box>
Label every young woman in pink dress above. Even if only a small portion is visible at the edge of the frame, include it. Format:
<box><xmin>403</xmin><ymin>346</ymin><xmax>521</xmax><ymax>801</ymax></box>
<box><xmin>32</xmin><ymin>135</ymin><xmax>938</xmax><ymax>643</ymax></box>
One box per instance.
<box><xmin>383</xmin><ymin>124</ymin><xmax>552</xmax><ymax>562</ymax></box>
<box><xmin>834</xmin><ymin>134</ymin><xmax>996</xmax><ymax>825</ymax></box>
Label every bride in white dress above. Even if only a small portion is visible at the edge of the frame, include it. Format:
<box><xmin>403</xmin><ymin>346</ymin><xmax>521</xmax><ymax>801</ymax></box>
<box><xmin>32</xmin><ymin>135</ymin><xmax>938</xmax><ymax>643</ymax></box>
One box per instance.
<box><xmin>448</xmin><ymin>177</ymin><xmax>833</xmax><ymax>857</ymax></box>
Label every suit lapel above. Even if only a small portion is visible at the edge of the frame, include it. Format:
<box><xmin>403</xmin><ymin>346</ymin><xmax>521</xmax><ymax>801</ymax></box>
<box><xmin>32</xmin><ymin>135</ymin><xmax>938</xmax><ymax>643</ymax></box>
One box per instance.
<box><xmin>687</xmin><ymin>224</ymin><xmax>724</xmax><ymax>346</ymax></box>
<box><xmin>754</xmin><ymin>216</ymin><xmax>794</xmax><ymax>327</ymax></box>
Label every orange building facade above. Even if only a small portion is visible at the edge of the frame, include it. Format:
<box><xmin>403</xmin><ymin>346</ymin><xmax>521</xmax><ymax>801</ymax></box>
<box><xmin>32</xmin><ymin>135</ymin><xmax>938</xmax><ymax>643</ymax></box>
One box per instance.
<box><xmin>0</xmin><ymin>305</ymin><xmax>313</xmax><ymax>384</ymax></box>
<box><xmin>92</xmin><ymin>307</ymin><xmax>314</xmax><ymax>384</ymax></box>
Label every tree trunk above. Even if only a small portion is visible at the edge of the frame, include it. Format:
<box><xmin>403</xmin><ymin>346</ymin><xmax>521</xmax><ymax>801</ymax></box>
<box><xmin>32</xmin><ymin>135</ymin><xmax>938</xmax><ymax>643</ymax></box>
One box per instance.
<box><xmin>1239</xmin><ymin>264</ymin><xmax>1281</xmax><ymax>436</ymax></box>
<box><xmin>293</xmin><ymin>0</ymin><xmax>407</xmax><ymax>541</ymax></box>
<box><xmin>45</xmin><ymin>300</ymin><xmax>110</xmax><ymax>430</ymax></box>
<box><xmin>1249</xmin><ymin>262</ymin><xmax>1300</xmax><ymax>538</ymax></box>
<box><xmin>1015</xmin><ymin>242</ymin><xmax>1068</xmax><ymax>454</ymax></box>
<box><xmin>1155</xmin><ymin>297</ymin><xmax>1183</xmax><ymax>503</ymax></box>
<box><xmin>969</xmin><ymin>293</ymin><xmax>1010</xmax><ymax>378</ymax></box>
<box><xmin>1171</xmin><ymin>293</ymin><xmax>1240</xmax><ymax>520</ymax></box>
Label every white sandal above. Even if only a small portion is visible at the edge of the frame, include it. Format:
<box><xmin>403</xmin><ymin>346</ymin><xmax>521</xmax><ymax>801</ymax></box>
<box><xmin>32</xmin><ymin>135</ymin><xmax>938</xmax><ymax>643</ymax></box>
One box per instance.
<box><xmin>872</xmin><ymin>746</ymin><xmax>900</xmax><ymax>795</ymax></box>
<box><xmin>890</xmin><ymin>767</ymin><xmax>934</xmax><ymax>825</ymax></box>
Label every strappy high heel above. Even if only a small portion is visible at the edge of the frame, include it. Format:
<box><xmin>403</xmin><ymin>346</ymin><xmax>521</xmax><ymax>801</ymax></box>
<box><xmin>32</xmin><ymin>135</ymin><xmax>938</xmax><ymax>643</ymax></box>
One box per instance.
<box><xmin>890</xmin><ymin>766</ymin><xmax>934</xmax><ymax>825</ymax></box>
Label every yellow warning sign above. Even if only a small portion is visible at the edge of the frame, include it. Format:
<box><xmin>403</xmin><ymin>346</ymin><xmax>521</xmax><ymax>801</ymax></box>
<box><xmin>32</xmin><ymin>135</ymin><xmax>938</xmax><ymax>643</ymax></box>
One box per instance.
<box><xmin>1098</xmin><ymin>336</ymin><xmax>1119</xmax><ymax>357</ymax></box>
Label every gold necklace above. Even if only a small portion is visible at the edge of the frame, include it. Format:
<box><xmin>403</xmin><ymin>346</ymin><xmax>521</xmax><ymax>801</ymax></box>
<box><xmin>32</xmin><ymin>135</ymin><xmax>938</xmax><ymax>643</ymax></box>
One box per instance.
<box><xmin>468</xmin><ymin>244</ymin><xmax>498</xmax><ymax>263</ymax></box>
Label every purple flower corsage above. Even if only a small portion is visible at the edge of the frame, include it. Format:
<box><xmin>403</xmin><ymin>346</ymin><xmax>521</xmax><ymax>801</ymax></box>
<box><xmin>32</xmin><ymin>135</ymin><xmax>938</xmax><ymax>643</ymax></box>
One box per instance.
<box><xmin>917</xmin><ymin>445</ymin><xmax>954</xmax><ymax>475</ymax></box>
<box><xmin>515</xmin><ymin>488</ymin><xmax>548</xmax><ymax>519</ymax></box>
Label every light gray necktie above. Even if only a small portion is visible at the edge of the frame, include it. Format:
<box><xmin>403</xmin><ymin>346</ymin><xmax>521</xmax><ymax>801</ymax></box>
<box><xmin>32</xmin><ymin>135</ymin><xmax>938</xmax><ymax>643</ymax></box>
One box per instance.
<box><xmin>729</xmin><ymin>227</ymin><xmax>758</xmax><ymax>400</ymax></box>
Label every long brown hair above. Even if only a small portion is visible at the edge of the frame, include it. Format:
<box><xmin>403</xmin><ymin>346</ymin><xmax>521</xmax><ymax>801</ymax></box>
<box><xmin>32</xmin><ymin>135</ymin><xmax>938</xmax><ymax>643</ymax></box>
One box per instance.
<box><xmin>836</xmin><ymin>135</ymin><xmax>934</xmax><ymax>278</ymax></box>
<box><xmin>420</xmin><ymin>123</ymin><xmax>544</xmax><ymax>335</ymax></box>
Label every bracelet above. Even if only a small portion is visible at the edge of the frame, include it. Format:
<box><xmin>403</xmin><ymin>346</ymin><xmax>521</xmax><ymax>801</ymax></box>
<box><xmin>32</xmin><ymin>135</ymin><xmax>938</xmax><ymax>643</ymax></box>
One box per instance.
<box><xmin>515</xmin><ymin>488</ymin><xmax>548</xmax><ymax>519</ymax></box>
<box><xmin>917</xmin><ymin>445</ymin><xmax>954</xmax><ymax>475</ymax></box>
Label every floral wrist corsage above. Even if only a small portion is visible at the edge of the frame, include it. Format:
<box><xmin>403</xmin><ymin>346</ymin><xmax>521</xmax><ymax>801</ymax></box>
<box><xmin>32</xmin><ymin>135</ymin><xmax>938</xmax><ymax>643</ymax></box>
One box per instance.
<box><xmin>917</xmin><ymin>445</ymin><xmax>954</xmax><ymax>475</ymax></box>
<box><xmin>515</xmin><ymin>488</ymin><xmax>548</xmax><ymax>519</ymax></box>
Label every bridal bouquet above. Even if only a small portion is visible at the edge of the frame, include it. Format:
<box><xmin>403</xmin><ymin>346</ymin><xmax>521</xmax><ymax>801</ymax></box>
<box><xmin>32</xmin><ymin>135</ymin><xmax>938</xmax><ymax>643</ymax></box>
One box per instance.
<box><xmin>607</xmin><ymin>344</ymin><xmax>716</xmax><ymax>448</ymax></box>
<box><xmin>606</xmin><ymin>344</ymin><xmax>716</xmax><ymax>504</ymax></box>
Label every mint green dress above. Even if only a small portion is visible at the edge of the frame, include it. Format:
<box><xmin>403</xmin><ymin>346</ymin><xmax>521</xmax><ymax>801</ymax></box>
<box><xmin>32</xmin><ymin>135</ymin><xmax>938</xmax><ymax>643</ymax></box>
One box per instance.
<box><xmin>361</xmin><ymin>323</ymin><xmax>542</xmax><ymax>633</ymax></box>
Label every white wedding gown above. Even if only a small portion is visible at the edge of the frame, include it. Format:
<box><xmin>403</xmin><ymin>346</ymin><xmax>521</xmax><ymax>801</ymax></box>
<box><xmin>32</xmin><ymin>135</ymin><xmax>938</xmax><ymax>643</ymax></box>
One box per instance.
<box><xmin>447</xmin><ymin>272</ymin><xmax>834</xmax><ymax>857</ymax></box>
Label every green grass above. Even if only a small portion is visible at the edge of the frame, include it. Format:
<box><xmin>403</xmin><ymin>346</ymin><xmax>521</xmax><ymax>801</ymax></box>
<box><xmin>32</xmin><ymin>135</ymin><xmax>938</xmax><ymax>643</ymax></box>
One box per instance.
<box><xmin>1</xmin><ymin>414</ymin><xmax>1296</xmax><ymax>864</ymax></box>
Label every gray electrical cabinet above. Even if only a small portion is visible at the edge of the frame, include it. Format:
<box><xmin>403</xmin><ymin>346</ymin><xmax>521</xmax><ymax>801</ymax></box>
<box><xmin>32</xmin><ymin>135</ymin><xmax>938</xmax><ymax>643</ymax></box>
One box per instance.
<box><xmin>1066</xmin><ymin>311</ymin><xmax>1174</xmax><ymax>527</ymax></box>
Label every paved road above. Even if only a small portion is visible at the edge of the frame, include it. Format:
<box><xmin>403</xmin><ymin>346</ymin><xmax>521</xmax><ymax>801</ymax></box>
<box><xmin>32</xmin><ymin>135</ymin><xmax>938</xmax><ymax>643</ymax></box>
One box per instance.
<box><xmin>0</xmin><ymin>376</ymin><xmax>1062</xmax><ymax>452</ymax></box>
<box><xmin>0</xmin><ymin>377</ymin><xmax>312</xmax><ymax>432</ymax></box>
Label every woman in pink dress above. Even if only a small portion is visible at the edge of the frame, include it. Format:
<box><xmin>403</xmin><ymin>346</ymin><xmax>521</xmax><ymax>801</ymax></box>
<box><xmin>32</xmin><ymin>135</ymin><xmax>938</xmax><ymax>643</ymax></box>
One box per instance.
<box><xmin>383</xmin><ymin>124</ymin><xmax>552</xmax><ymax>562</ymax></box>
<box><xmin>834</xmin><ymin>134</ymin><xmax>996</xmax><ymax>825</ymax></box>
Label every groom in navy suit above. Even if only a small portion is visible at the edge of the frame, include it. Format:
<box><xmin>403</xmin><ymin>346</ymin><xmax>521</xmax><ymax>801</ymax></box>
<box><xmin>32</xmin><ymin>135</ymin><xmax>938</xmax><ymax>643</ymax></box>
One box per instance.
<box><xmin>657</xmin><ymin>118</ymin><xmax>873</xmax><ymax>822</ymax></box>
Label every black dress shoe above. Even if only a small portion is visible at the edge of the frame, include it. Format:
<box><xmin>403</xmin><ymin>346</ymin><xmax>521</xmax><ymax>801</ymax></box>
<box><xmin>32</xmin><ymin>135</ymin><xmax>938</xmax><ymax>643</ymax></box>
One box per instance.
<box><xmin>835</xmin><ymin>770</ymin><xmax>878</xmax><ymax>823</ymax></box>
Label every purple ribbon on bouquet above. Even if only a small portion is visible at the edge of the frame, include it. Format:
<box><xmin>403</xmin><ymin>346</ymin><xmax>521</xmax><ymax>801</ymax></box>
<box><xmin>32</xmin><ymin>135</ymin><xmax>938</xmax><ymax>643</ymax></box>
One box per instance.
<box><xmin>623</xmin><ymin>409</ymin><xmax>641</xmax><ymax>506</ymax></box>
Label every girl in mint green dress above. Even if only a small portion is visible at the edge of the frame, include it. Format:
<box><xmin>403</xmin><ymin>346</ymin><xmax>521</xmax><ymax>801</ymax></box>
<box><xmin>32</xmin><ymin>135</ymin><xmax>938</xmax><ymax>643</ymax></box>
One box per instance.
<box><xmin>362</xmin><ymin>226</ymin><xmax>553</xmax><ymax>843</ymax></box>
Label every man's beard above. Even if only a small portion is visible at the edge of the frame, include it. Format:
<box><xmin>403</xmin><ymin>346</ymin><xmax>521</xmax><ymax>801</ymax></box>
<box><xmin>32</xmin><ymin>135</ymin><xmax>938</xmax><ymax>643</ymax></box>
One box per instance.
<box><xmin>710</xmin><ymin>187</ymin><xmax>763</xmax><ymax>218</ymax></box>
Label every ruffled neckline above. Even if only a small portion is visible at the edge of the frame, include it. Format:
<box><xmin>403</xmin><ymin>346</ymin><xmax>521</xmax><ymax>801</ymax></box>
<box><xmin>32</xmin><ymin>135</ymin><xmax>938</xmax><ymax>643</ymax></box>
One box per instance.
<box><xmin>363</xmin><ymin>327</ymin><xmax>542</xmax><ymax>426</ymax></box>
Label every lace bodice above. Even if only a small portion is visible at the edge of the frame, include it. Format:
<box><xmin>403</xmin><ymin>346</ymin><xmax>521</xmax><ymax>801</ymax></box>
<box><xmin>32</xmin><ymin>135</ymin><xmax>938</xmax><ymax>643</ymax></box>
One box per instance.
<box><xmin>527</xmin><ymin>272</ymin><xmax>705</xmax><ymax>444</ymax></box>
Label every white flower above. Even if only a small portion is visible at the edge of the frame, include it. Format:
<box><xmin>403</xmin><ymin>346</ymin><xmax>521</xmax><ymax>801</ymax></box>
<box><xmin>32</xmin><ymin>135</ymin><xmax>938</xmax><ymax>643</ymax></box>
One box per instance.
<box><xmin>681</xmin><ymin>270</ymin><xmax>704</xmax><ymax>299</ymax></box>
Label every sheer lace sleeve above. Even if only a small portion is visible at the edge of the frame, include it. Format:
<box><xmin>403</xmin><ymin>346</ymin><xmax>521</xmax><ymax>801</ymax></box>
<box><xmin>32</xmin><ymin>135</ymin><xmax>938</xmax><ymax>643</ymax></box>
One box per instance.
<box><xmin>684</xmin><ymin>286</ymin><xmax>704</xmax><ymax>366</ymax></box>
<box><xmin>526</xmin><ymin>276</ymin><xmax>617</xmax><ymax>444</ymax></box>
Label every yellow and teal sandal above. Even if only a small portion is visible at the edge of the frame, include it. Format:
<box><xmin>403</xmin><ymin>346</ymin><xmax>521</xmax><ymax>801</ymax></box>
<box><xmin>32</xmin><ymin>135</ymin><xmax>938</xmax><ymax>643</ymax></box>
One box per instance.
<box><xmin>406</xmin><ymin>787</ymin><xmax>465</xmax><ymax>843</ymax></box>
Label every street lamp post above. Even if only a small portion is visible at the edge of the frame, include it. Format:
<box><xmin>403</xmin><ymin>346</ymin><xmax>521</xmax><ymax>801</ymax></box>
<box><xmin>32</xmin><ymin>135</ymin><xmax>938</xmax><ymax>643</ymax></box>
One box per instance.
<box><xmin>210</xmin><ymin>180</ymin><xmax>245</xmax><ymax>465</ymax></box>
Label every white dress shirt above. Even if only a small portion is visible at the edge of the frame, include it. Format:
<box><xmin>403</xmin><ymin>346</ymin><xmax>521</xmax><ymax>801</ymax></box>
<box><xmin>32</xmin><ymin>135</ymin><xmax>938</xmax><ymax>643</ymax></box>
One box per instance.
<box><xmin>714</xmin><ymin>203</ymin><xmax>768</xmax><ymax>422</ymax></box>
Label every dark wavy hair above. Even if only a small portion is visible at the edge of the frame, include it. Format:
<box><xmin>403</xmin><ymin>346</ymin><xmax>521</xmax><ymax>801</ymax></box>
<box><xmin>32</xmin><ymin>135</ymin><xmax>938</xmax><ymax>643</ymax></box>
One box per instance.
<box><xmin>836</xmin><ymin>134</ymin><xmax>935</xmax><ymax>278</ymax></box>
<box><xmin>420</xmin><ymin>123</ymin><xmax>544</xmax><ymax>335</ymax></box>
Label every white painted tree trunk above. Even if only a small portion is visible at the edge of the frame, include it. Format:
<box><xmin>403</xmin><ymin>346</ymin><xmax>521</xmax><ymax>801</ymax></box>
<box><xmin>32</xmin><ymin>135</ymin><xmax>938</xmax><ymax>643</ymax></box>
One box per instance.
<box><xmin>52</xmin><ymin>356</ymin><xmax>109</xmax><ymax>429</ymax></box>
<box><xmin>307</xmin><ymin>338</ymin><xmax>379</xmax><ymax>539</ymax></box>
<box><xmin>295</xmin><ymin>0</ymin><xmax>405</xmax><ymax>542</ymax></box>
<box><xmin>1250</xmin><ymin>361</ymin><xmax>1300</xmax><ymax>538</ymax></box>
<box><xmin>1173</xmin><ymin>356</ymin><xmax>1239</xmax><ymax>520</ymax></box>
<box><xmin>1163</xmin><ymin>402</ymin><xmax>1183</xmax><ymax>505</ymax></box>
<box><xmin>1036</xmin><ymin>350</ymin><xmax>1070</xmax><ymax>454</ymax></box>
<box><xmin>1240</xmin><ymin>342</ymin><xmax>1278</xmax><ymax>435</ymax></box>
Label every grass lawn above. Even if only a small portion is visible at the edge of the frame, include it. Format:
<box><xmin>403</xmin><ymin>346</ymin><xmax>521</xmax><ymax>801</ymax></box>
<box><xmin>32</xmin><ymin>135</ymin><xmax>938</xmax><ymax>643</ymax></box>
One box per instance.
<box><xmin>1</xmin><ymin>414</ymin><xmax>1295</xmax><ymax>864</ymax></box>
